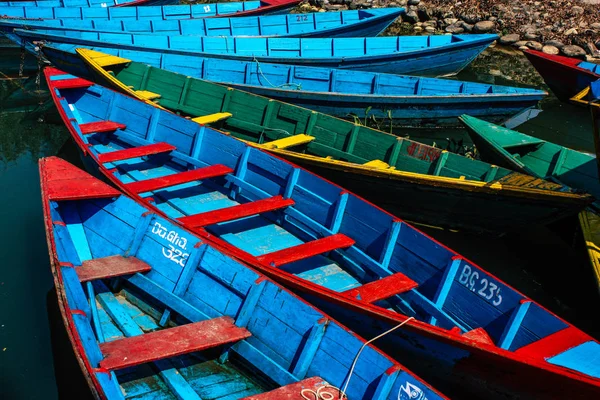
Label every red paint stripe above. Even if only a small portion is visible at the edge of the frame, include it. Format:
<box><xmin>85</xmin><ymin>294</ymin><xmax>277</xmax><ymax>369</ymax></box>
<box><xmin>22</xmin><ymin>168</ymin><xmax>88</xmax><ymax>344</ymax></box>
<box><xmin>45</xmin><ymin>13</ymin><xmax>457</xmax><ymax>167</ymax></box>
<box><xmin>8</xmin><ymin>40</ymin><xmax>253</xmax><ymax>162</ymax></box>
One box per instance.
<box><xmin>342</xmin><ymin>272</ymin><xmax>418</xmax><ymax>303</ymax></box>
<box><xmin>79</xmin><ymin>121</ymin><xmax>126</xmax><ymax>135</ymax></box>
<box><xmin>178</xmin><ymin>195</ymin><xmax>293</xmax><ymax>228</ymax></box>
<box><xmin>76</xmin><ymin>256</ymin><xmax>152</xmax><ymax>283</ymax></box>
<box><xmin>52</xmin><ymin>77</ymin><xmax>94</xmax><ymax>90</ymax></box>
<box><xmin>257</xmin><ymin>234</ymin><xmax>355</xmax><ymax>267</ymax></box>
<box><xmin>515</xmin><ymin>327</ymin><xmax>591</xmax><ymax>360</ymax></box>
<box><xmin>97</xmin><ymin>142</ymin><xmax>176</xmax><ymax>164</ymax></box>
<box><xmin>125</xmin><ymin>164</ymin><xmax>232</xmax><ymax>194</ymax></box>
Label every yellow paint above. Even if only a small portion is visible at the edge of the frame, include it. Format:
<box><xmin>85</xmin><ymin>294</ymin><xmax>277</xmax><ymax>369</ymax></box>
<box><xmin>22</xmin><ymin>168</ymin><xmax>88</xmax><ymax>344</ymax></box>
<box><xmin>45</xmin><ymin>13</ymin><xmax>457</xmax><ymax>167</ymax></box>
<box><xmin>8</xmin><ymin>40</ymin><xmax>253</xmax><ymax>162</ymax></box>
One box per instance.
<box><xmin>579</xmin><ymin>209</ymin><xmax>600</xmax><ymax>292</ymax></box>
<box><xmin>192</xmin><ymin>112</ymin><xmax>232</xmax><ymax>125</ymax></box>
<box><xmin>77</xmin><ymin>48</ymin><xmax>592</xmax><ymax>203</ymax></box>
<box><xmin>363</xmin><ymin>159</ymin><xmax>390</xmax><ymax>169</ymax></box>
<box><xmin>570</xmin><ymin>87</ymin><xmax>600</xmax><ymax>109</ymax></box>
<box><xmin>135</xmin><ymin>90</ymin><xmax>161</xmax><ymax>101</ymax></box>
<box><xmin>260</xmin><ymin>134</ymin><xmax>315</xmax><ymax>149</ymax></box>
<box><xmin>81</xmin><ymin>49</ymin><xmax>131</xmax><ymax>67</ymax></box>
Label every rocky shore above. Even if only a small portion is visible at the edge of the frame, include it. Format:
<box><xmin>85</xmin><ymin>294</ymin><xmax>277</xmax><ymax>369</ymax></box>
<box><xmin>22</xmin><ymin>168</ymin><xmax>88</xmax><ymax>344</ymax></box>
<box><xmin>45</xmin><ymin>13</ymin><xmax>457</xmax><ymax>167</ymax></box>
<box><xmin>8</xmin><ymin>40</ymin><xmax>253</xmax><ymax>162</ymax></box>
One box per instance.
<box><xmin>302</xmin><ymin>0</ymin><xmax>600</xmax><ymax>60</ymax></box>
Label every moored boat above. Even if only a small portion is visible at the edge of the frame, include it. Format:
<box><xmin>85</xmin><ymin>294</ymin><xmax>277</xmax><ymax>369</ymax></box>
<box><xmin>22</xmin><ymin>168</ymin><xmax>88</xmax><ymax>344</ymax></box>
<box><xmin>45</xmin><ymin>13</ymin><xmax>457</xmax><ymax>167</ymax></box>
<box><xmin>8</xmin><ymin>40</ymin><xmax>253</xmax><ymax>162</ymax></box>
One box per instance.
<box><xmin>13</xmin><ymin>28</ymin><xmax>498</xmax><ymax>76</ymax></box>
<box><xmin>40</xmin><ymin>155</ymin><xmax>443</xmax><ymax>400</ymax></box>
<box><xmin>0</xmin><ymin>0</ymin><xmax>300</xmax><ymax>17</ymax></box>
<box><xmin>45</xmin><ymin>68</ymin><xmax>600</xmax><ymax>399</ymax></box>
<box><xmin>0</xmin><ymin>8</ymin><xmax>404</xmax><ymax>38</ymax></box>
<box><xmin>46</xmin><ymin>53</ymin><xmax>587</xmax><ymax>233</ymax></box>
<box><xmin>524</xmin><ymin>49</ymin><xmax>600</xmax><ymax>101</ymax></box>
<box><xmin>68</xmin><ymin>46</ymin><xmax>545</xmax><ymax>128</ymax></box>
<box><xmin>570</xmin><ymin>79</ymin><xmax>600</xmax><ymax>109</ymax></box>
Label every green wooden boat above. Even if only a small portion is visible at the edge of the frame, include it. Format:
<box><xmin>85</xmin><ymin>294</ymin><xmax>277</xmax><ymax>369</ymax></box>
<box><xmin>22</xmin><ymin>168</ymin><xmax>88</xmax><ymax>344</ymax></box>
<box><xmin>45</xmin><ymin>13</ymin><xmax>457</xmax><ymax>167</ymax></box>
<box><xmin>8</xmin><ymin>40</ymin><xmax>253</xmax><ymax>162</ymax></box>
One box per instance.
<box><xmin>72</xmin><ymin>50</ymin><xmax>593</xmax><ymax>234</ymax></box>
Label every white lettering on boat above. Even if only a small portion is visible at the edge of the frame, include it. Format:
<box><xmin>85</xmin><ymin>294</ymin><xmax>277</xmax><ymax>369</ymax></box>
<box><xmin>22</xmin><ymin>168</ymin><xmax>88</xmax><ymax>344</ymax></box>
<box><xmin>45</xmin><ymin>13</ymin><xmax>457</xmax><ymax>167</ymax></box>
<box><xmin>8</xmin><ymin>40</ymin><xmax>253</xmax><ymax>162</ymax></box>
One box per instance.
<box><xmin>398</xmin><ymin>381</ymin><xmax>428</xmax><ymax>399</ymax></box>
<box><xmin>203</xmin><ymin>5</ymin><xmax>211</xmax><ymax>12</ymax></box>
<box><xmin>151</xmin><ymin>222</ymin><xmax>189</xmax><ymax>267</ymax></box>
<box><xmin>458</xmin><ymin>265</ymin><xmax>502</xmax><ymax>306</ymax></box>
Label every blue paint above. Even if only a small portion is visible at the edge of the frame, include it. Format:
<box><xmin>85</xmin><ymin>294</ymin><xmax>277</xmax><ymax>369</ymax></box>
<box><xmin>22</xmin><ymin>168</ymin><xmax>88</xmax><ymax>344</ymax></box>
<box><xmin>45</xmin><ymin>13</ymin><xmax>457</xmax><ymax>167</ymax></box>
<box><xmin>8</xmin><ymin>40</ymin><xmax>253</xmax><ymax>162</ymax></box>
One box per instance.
<box><xmin>429</xmin><ymin>257</ymin><xmax>462</xmax><ymax>326</ymax></box>
<box><xmin>547</xmin><ymin>342</ymin><xmax>600</xmax><ymax>378</ymax></box>
<box><xmin>0</xmin><ymin>9</ymin><xmax>403</xmax><ymax>39</ymax></box>
<box><xmin>498</xmin><ymin>301</ymin><xmax>531</xmax><ymax>350</ymax></box>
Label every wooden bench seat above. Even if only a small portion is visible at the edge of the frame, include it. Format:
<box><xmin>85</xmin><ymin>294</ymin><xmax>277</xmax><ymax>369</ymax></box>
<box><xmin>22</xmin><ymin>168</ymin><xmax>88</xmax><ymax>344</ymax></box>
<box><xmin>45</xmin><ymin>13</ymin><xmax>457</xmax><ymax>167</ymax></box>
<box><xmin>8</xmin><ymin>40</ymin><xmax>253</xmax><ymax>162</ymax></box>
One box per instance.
<box><xmin>178</xmin><ymin>195</ymin><xmax>294</xmax><ymax>228</ymax></box>
<box><xmin>97</xmin><ymin>142</ymin><xmax>176</xmax><ymax>164</ymax></box>
<box><xmin>135</xmin><ymin>90</ymin><xmax>161</xmax><ymax>101</ymax></box>
<box><xmin>240</xmin><ymin>377</ymin><xmax>335</xmax><ymax>399</ymax></box>
<box><xmin>261</xmin><ymin>134</ymin><xmax>315</xmax><ymax>150</ymax></box>
<box><xmin>342</xmin><ymin>272</ymin><xmax>418</xmax><ymax>303</ymax></box>
<box><xmin>192</xmin><ymin>112</ymin><xmax>233</xmax><ymax>125</ymax></box>
<box><xmin>52</xmin><ymin>77</ymin><xmax>94</xmax><ymax>90</ymax></box>
<box><xmin>125</xmin><ymin>164</ymin><xmax>233</xmax><ymax>194</ymax></box>
<box><xmin>76</xmin><ymin>255</ymin><xmax>151</xmax><ymax>283</ymax></box>
<box><xmin>257</xmin><ymin>234</ymin><xmax>355</xmax><ymax>267</ymax></box>
<box><xmin>99</xmin><ymin>316</ymin><xmax>251</xmax><ymax>370</ymax></box>
<box><xmin>79</xmin><ymin>121</ymin><xmax>126</xmax><ymax>135</ymax></box>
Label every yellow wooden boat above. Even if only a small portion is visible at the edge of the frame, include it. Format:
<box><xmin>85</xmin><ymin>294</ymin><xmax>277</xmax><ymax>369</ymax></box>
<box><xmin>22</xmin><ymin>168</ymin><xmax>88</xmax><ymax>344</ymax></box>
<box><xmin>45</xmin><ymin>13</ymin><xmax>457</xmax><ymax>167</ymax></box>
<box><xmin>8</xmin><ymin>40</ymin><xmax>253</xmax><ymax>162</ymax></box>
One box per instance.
<box><xmin>70</xmin><ymin>48</ymin><xmax>593</xmax><ymax>234</ymax></box>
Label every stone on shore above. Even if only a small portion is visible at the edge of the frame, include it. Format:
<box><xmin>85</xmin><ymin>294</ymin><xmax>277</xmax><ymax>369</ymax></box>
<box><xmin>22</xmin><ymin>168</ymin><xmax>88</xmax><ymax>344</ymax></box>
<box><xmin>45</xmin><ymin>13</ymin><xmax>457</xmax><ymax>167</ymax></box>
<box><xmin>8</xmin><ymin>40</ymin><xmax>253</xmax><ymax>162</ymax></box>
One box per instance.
<box><xmin>542</xmin><ymin>45</ymin><xmax>560</xmax><ymax>55</ymax></box>
<box><xmin>499</xmin><ymin>34</ymin><xmax>520</xmax><ymax>45</ymax></box>
<box><xmin>403</xmin><ymin>10</ymin><xmax>419</xmax><ymax>24</ymax></box>
<box><xmin>445</xmin><ymin>24</ymin><xmax>464</xmax><ymax>33</ymax></box>
<box><xmin>474</xmin><ymin>21</ymin><xmax>495</xmax><ymax>33</ymax></box>
<box><xmin>561</xmin><ymin>45</ymin><xmax>586</xmax><ymax>58</ymax></box>
<box><xmin>526</xmin><ymin>41</ymin><xmax>543</xmax><ymax>51</ymax></box>
<box><xmin>545</xmin><ymin>40</ymin><xmax>565</xmax><ymax>48</ymax></box>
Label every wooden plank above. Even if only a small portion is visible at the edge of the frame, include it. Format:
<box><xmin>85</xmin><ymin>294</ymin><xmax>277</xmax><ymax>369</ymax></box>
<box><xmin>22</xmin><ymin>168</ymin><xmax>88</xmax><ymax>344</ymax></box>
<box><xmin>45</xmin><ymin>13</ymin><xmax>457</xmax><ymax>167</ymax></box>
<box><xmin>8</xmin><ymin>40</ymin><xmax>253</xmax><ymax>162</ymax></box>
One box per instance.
<box><xmin>262</xmin><ymin>134</ymin><xmax>315</xmax><ymax>150</ymax></box>
<box><xmin>240</xmin><ymin>377</ymin><xmax>334</xmax><ymax>399</ymax></box>
<box><xmin>97</xmin><ymin>142</ymin><xmax>176</xmax><ymax>164</ymax></box>
<box><xmin>192</xmin><ymin>112</ymin><xmax>233</xmax><ymax>125</ymax></box>
<box><xmin>99</xmin><ymin>316</ymin><xmax>251</xmax><ymax>370</ymax></box>
<box><xmin>291</xmin><ymin>319</ymin><xmax>328</xmax><ymax>379</ymax></box>
<box><xmin>52</xmin><ymin>77</ymin><xmax>93</xmax><ymax>90</ymax></box>
<box><xmin>257</xmin><ymin>234</ymin><xmax>355</xmax><ymax>267</ymax></box>
<box><xmin>79</xmin><ymin>121</ymin><xmax>126</xmax><ymax>135</ymax></box>
<box><xmin>342</xmin><ymin>273</ymin><xmax>418</xmax><ymax>304</ymax></box>
<box><xmin>515</xmin><ymin>326</ymin><xmax>590</xmax><ymax>359</ymax></box>
<box><xmin>77</xmin><ymin>255</ymin><xmax>152</xmax><ymax>283</ymax></box>
<box><xmin>498</xmin><ymin>301</ymin><xmax>531</xmax><ymax>350</ymax></box>
<box><xmin>135</xmin><ymin>90</ymin><xmax>161</xmax><ymax>101</ymax></box>
<box><xmin>429</xmin><ymin>257</ymin><xmax>462</xmax><ymax>326</ymax></box>
<box><xmin>178</xmin><ymin>195</ymin><xmax>294</xmax><ymax>228</ymax></box>
<box><xmin>125</xmin><ymin>164</ymin><xmax>233</xmax><ymax>194</ymax></box>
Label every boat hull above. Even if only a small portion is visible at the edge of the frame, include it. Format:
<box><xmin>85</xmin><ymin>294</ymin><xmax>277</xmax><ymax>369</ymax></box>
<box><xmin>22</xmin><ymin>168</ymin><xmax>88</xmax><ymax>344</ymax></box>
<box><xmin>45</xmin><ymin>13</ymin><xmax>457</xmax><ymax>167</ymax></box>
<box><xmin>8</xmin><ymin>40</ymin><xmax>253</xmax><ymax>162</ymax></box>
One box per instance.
<box><xmin>16</xmin><ymin>29</ymin><xmax>496</xmax><ymax>77</ymax></box>
<box><xmin>524</xmin><ymin>49</ymin><xmax>600</xmax><ymax>101</ymax></box>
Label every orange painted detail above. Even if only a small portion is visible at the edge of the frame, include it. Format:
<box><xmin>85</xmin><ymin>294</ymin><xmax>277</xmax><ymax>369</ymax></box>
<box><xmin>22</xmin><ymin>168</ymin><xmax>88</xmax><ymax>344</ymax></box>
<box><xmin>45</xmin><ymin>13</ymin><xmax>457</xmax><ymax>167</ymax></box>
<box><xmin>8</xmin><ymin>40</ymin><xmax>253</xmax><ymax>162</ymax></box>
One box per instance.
<box><xmin>97</xmin><ymin>142</ymin><xmax>176</xmax><ymax>164</ymax></box>
<box><xmin>79</xmin><ymin>121</ymin><xmax>127</xmax><ymax>135</ymax></box>
<box><xmin>179</xmin><ymin>195</ymin><xmax>294</xmax><ymax>228</ymax></box>
<box><xmin>125</xmin><ymin>164</ymin><xmax>233</xmax><ymax>194</ymax></box>
<box><xmin>76</xmin><ymin>256</ymin><xmax>152</xmax><ymax>283</ymax></box>
<box><xmin>40</xmin><ymin>157</ymin><xmax>120</xmax><ymax>201</ymax></box>
<box><xmin>342</xmin><ymin>272</ymin><xmax>418</xmax><ymax>303</ymax></box>
<box><xmin>99</xmin><ymin>316</ymin><xmax>250</xmax><ymax>371</ymax></box>
<box><xmin>257</xmin><ymin>234</ymin><xmax>355</xmax><ymax>267</ymax></box>
<box><xmin>240</xmin><ymin>377</ymin><xmax>335</xmax><ymax>399</ymax></box>
<box><xmin>514</xmin><ymin>327</ymin><xmax>591</xmax><ymax>360</ymax></box>
<box><xmin>463</xmin><ymin>328</ymin><xmax>495</xmax><ymax>346</ymax></box>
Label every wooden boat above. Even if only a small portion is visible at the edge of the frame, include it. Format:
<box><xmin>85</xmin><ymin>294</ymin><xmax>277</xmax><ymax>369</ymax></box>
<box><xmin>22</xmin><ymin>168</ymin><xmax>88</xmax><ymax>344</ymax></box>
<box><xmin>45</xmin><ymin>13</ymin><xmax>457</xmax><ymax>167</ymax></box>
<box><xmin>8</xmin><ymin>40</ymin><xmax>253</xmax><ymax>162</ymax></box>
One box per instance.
<box><xmin>65</xmin><ymin>46</ymin><xmax>545</xmax><ymax>128</ymax></box>
<box><xmin>523</xmin><ymin>49</ymin><xmax>600</xmax><ymax>101</ymax></box>
<box><xmin>0</xmin><ymin>8</ymin><xmax>404</xmax><ymax>38</ymax></box>
<box><xmin>45</xmin><ymin>67</ymin><xmax>600</xmax><ymax>399</ymax></box>
<box><xmin>459</xmin><ymin>114</ymin><xmax>600</xmax><ymax>288</ymax></box>
<box><xmin>0</xmin><ymin>0</ymin><xmax>176</xmax><ymax>8</ymax></box>
<box><xmin>40</xmin><ymin>155</ymin><xmax>444</xmax><ymax>400</ymax></box>
<box><xmin>46</xmin><ymin>51</ymin><xmax>588</xmax><ymax>233</ymax></box>
<box><xmin>0</xmin><ymin>0</ymin><xmax>300</xmax><ymax>18</ymax></box>
<box><xmin>14</xmin><ymin>28</ymin><xmax>499</xmax><ymax>76</ymax></box>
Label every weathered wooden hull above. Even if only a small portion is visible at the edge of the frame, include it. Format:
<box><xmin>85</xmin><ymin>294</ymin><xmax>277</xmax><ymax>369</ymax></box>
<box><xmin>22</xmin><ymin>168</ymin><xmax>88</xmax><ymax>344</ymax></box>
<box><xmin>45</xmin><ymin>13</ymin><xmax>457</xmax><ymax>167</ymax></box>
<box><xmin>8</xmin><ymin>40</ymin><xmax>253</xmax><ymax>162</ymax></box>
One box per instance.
<box><xmin>524</xmin><ymin>49</ymin><xmax>600</xmax><ymax>101</ymax></box>
<box><xmin>15</xmin><ymin>29</ymin><xmax>498</xmax><ymax>76</ymax></box>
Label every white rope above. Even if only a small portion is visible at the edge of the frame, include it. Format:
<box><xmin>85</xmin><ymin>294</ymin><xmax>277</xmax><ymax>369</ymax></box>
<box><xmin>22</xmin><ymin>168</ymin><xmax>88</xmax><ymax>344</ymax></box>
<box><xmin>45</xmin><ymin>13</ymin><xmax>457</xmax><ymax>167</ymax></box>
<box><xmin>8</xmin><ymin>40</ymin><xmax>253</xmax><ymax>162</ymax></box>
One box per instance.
<box><xmin>300</xmin><ymin>317</ymin><xmax>415</xmax><ymax>400</ymax></box>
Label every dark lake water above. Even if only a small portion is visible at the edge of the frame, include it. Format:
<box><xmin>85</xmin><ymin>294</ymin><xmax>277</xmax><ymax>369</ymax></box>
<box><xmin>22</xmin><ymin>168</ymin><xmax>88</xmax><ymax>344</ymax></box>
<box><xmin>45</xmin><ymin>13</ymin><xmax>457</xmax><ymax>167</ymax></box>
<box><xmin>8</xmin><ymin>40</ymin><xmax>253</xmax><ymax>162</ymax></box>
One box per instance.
<box><xmin>1</xmin><ymin>49</ymin><xmax>599</xmax><ymax>399</ymax></box>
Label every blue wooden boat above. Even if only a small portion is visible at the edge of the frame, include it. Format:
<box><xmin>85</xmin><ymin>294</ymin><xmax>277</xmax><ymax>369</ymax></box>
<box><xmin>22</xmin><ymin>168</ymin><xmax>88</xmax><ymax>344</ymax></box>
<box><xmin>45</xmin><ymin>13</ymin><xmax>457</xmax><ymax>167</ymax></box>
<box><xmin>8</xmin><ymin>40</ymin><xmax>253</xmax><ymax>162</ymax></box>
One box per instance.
<box><xmin>40</xmin><ymin>155</ymin><xmax>445</xmax><ymax>400</ymax></box>
<box><xmin>12</xmin><ymin>28</ymin><xmax>499</xmax><ymax>76</ymax></box>
<box><xmin>0</xmin><ymin>0</ymin><xmax>299</xmax><ymax>18</ymax></box>
<box><xmin>39</xmin><ymin>42</ymin><xmax>545</xmax><ymax>128</ymax></box>
<box><xmin>45</xmin><ymin>67</ymin><xmax>600</xmax><ymax>399</ymax></box>
<box><xmin>0</xmin><ymin>8</ymin><xmax>404</xmax><ymax>38</ymax></box>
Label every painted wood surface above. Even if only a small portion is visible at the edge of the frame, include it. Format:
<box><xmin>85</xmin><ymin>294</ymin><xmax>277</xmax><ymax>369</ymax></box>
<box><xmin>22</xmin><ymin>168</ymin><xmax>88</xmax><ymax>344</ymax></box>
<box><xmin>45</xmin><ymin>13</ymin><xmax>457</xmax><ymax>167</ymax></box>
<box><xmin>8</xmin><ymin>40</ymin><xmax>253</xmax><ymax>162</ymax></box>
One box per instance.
<box><xmin>15</xmin><ymin>28</ymin><xmax>499</xmax><ymax>76</ymax></box>
<box><xmin>44</xmin><ymin>70</ymin><xmax>600</xmax><ymax>399</ymax></box>
<box><xmin>41</xmin><ymin>155</ymin><xmax>444</xmax><ymax>400</ymax></box>
<box><xmin>70</xmin><ymin>47</ymin><xmax>546</xmax><ymax>128</ymax></box>
<box><xmin>0</xmin><ymin>8</ymin><xmax>403</xmax><ymax>39</ymax></box>
<box><xmin>0</xmin><ymin>0</ymin><xmax>300</xmax><ymax>16</ymax></box>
